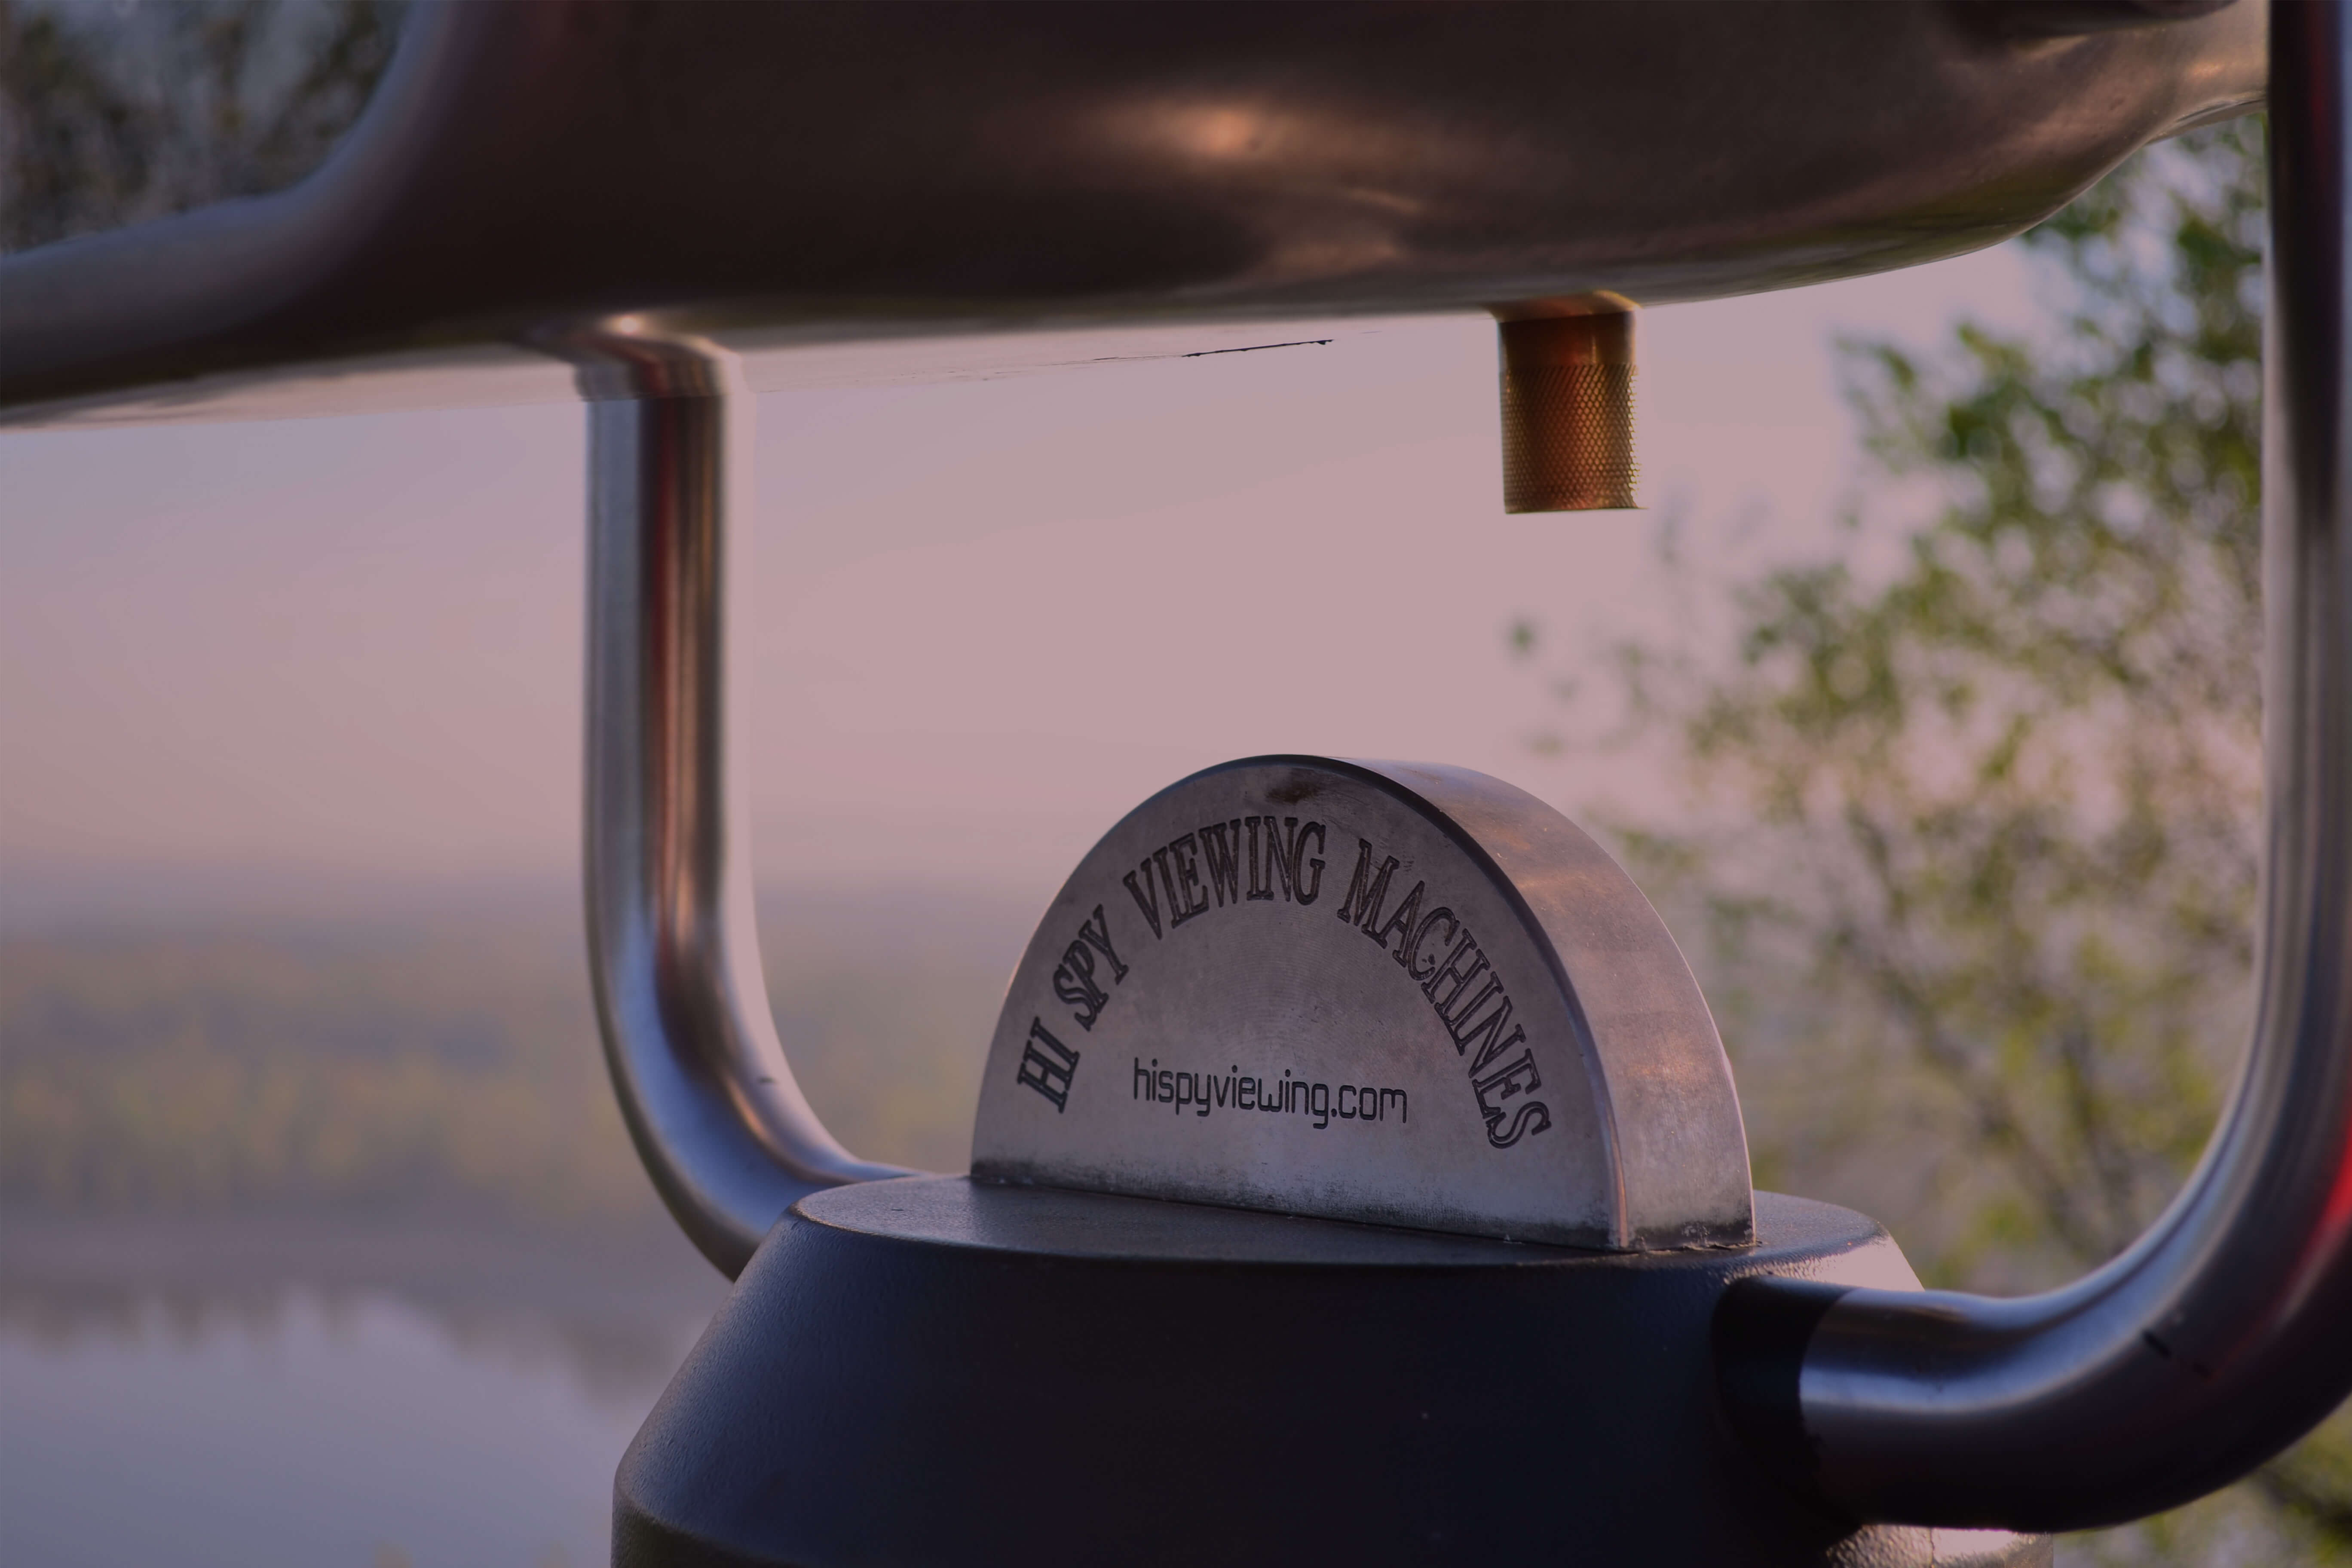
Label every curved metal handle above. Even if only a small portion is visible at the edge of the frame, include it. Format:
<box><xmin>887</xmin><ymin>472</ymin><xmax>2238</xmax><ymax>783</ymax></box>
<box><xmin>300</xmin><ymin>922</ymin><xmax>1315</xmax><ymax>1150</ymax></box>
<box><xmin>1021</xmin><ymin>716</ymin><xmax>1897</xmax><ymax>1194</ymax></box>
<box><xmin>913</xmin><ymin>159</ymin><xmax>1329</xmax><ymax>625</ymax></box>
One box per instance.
<box><xmin>1715</xmin><ymin>0</ymin><xmax>2352</xmax><ymax>1530</ymax></box>
<box><xmin>559</xmin><ymin>321</ymin><xmax>909</xmax><ymax>1280</ymax></box>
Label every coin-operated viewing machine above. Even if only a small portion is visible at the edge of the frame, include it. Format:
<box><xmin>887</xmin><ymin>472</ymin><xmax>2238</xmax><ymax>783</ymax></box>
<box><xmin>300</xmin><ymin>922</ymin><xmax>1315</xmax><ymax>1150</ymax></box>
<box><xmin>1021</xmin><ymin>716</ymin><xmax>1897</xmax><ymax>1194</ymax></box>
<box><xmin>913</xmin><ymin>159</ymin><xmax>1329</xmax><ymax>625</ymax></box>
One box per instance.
<box><xmin>5</xmin><ymin>2</ymin><xmax>2347</xmax><ymax>1563</ymax></box>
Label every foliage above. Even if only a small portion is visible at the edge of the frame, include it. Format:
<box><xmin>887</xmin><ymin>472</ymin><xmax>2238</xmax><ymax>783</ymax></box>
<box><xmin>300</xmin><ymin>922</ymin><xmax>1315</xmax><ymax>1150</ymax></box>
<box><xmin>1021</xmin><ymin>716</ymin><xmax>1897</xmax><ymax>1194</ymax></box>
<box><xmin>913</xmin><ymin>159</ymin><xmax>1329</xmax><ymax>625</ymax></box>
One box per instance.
<box><xmin>0</xmin><ymin>894</ymin><xmax>1011</xmax><ymax>1224</ymax></box>
<box><xmin>0</xmin><ymin>0</ymin><xmax>403</xmax><ymax>254</ymax></box>
<box><xmin>1516</xmin><ymin>120</ymin><xmax>2352</xmax><ymax>1563</ymax></box>
<box><xmin>1699</xmin><ymin>122</ymin><xmax>2263</xmax><ymax>1284</ymax></box>
<box><xmin>0</xmin><ymin>918</ymin><xmax>660</xmax><ymax>1224</ymax></box>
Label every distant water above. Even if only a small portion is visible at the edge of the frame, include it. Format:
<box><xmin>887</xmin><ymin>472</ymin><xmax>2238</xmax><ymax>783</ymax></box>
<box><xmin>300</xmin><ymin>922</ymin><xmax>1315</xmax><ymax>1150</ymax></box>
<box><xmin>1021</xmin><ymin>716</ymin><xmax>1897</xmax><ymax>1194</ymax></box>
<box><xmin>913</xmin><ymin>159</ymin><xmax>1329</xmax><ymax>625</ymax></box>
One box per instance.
<box><xmin>0</xmin><ymin>1213</ymin><xmax>729</xmax><ymax>1568</ymax></box>
<box><xmin>0</xmin><ymin>886</ymin><xmax>1014</xmax><ymax>1566</ymax></box>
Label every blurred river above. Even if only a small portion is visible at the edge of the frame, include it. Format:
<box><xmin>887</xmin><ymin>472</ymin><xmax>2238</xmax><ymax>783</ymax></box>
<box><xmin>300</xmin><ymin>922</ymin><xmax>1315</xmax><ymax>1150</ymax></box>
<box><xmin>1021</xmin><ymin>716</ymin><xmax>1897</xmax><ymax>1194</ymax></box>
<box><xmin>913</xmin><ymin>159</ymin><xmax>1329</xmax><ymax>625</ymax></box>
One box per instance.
<box><xmin>0</xmin><ymin>1212</ymin><xmax>729</xmax><ymax>1568</ymax></box>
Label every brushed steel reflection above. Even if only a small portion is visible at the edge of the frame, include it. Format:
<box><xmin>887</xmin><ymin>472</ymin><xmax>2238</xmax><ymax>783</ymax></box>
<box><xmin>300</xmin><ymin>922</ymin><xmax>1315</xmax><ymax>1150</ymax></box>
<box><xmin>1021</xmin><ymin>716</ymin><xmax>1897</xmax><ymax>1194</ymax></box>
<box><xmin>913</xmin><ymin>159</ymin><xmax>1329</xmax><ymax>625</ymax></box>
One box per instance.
<box><xmin>968</xmin><ymin>756</ymin><xmax>1755</xmax><ymax>1250</ymax></box>
<box><xmin>562</xmin><ymin>322</ymin><xmax>907</xmax><ymax>1280</ymax></box>
<box><xmin>0</xmin><ymin>0</ymin><xmax>2266</xmax><ymax>426</ymax></box>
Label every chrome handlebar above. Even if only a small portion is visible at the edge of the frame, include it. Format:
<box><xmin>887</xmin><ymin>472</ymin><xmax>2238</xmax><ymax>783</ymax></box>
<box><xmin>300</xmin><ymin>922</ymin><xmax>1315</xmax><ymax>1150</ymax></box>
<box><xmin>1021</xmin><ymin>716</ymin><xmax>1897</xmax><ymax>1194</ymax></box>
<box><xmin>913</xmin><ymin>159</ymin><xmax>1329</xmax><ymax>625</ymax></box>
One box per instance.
<box><xmin>564</xmin><ymin>324</ymin><xmax>906</xmax><ymax>1279</ymax></box>
<box><xmin>1714</xmin><ymin>0</ymin><xmax>2352</xmax><ymax>1529</ymax></box>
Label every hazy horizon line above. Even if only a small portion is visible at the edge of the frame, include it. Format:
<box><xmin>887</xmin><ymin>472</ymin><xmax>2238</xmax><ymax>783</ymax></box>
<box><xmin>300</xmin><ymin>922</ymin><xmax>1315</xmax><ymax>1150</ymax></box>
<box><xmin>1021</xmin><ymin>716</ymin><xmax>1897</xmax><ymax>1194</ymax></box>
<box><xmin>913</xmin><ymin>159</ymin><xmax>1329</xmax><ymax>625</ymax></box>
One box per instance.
<box><xmin>0</xmin><ymin>860</ymin><xmax>1057</xmax><ymax>939</ymax></box>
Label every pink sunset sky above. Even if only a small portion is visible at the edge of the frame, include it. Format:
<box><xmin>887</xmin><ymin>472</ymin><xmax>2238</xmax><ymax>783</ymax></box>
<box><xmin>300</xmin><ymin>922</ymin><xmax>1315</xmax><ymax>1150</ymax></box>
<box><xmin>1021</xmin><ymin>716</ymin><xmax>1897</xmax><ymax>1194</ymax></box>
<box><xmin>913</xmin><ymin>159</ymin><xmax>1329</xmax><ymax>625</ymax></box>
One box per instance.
<box><xmin>0</xmin><ymin>245</ymin><xmax>2040</xmax><ymax>930</ymax></box>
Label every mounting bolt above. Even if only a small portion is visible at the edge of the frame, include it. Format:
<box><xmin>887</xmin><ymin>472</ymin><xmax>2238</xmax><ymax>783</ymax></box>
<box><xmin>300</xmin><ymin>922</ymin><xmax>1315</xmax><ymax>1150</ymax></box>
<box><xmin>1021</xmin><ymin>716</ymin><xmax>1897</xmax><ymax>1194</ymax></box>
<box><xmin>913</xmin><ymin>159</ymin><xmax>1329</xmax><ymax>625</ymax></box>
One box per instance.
<box><xmin>1494</xmin><ymin>300</ymin><xmax>1638</xmax><ymax>512</ymax></box>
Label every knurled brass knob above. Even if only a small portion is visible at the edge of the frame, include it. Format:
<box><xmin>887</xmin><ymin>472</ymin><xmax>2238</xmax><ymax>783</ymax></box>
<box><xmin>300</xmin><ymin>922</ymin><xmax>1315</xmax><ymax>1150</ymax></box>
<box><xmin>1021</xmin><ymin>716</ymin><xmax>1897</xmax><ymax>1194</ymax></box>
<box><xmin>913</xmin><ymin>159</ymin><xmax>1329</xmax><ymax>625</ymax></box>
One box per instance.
<box><xmin>1496</xmin><ymin>306</ymin><xmax>1638</xmax><ymax>512</ymax></box>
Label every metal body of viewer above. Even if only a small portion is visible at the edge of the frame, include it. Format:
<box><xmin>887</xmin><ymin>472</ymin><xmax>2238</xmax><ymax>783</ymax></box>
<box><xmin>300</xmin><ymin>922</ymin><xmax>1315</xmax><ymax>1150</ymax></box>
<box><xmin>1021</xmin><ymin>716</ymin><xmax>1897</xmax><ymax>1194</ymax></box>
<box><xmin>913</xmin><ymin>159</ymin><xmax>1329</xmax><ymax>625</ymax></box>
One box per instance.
<box><xmin>3</xmin><ymin>2</ymin><xmax>2347</xmax><ymax>1564</ymax></box>
<box><xmin>971</xmin><ymin>757</ymin><xmax>1752</xmax><ymax>1251</ymax></box>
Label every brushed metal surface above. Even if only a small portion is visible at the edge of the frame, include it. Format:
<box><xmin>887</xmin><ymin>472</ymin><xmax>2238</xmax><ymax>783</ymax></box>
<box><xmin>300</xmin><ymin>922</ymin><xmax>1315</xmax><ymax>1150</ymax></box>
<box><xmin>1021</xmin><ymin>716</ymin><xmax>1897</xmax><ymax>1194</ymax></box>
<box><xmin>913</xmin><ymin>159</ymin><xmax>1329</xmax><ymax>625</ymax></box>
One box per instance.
<box><xmin>1714</xmin><ymin>0</ymin><xmax>2352</xmax><ymax>1529</ymax></box>
<box><xmin>567</xmin><ymin>322</ymin><xmax>906</xmax><ymax>1281</ymax></box>
<box><xmin>0</xmin><ymin>0</ymin><xmax>2263</xmax><ymax>426</ymax></box>
<box><xmin>971</xmin><ymin>756</ymin><xmax>1752</xmax><ymax>1250</ymax></box>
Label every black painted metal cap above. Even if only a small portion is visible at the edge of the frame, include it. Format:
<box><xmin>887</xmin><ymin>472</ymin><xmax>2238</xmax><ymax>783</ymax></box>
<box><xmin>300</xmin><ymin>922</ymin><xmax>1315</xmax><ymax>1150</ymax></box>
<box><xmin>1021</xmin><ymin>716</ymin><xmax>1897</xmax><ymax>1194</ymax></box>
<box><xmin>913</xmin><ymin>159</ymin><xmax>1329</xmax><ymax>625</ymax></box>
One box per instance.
<box><xmin>613</xmin><ymin>1177</ymin><xmax>2047</xmax><ymax>1567</ymax></box>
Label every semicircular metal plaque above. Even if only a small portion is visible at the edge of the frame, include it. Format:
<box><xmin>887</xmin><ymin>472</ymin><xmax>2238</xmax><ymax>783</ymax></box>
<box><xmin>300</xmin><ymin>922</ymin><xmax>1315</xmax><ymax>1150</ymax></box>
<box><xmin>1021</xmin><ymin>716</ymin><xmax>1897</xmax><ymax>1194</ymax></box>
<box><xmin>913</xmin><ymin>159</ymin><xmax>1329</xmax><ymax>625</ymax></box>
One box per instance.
<box><xmin>971</xmin><ymin>757</ymin><xmax>1752</xmax><ymax>1250</ymax></box>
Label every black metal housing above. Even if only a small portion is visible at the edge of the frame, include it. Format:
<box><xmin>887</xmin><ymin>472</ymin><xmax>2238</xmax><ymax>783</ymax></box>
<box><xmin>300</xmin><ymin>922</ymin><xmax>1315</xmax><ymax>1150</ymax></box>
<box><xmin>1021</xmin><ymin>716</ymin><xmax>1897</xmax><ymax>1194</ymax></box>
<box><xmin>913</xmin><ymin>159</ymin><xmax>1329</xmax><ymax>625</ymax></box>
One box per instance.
<box><xmin>615</xmin><ymin>1178</ymin><xmax>2045</xmax><ymax>1568</ymax></box>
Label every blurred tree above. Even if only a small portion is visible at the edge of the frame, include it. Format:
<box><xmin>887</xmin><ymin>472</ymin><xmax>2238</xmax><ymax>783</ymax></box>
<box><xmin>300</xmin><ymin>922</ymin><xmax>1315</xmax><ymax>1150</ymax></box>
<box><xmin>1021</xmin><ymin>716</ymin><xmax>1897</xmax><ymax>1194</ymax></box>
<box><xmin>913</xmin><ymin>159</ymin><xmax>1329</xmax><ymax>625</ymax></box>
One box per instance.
<box><xmin>1515</xmin><ymin>120</ymin><xmax>2352</xmax><ymax>1563</ymax></box>
<box><xmin>0</xmin><ymin>0</ymin><xmax>402</xmax><ymax>254</ymax></box>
